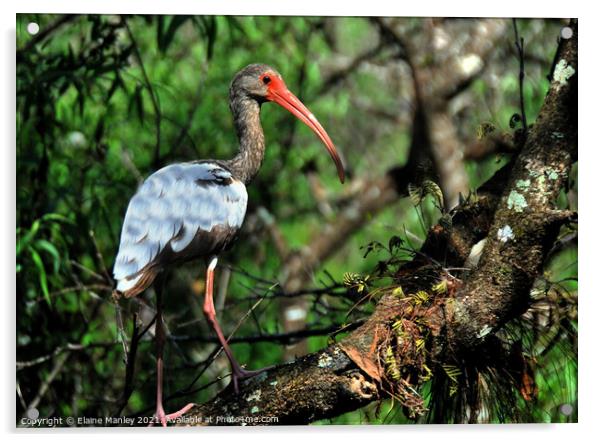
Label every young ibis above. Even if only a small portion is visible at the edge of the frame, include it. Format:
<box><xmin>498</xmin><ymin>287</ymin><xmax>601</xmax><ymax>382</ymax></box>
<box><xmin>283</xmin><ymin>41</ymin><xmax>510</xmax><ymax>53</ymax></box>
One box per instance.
<box><xmin>112</xmin><ymin>64</ymin><xmax>345</xmax><ymax>426</ymax></box>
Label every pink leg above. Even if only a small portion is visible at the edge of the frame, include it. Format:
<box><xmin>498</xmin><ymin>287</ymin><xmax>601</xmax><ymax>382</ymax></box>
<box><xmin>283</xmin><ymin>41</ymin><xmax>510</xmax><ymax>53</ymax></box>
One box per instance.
<box><xmin>203</xmin><ymin>257</ymin><xmax>266</xmax><ymax>393</ymax></box>
<box><xmin>151</xmin><ymin>281</ymin><xmax>194</xmax><ymax>427</ymax></box>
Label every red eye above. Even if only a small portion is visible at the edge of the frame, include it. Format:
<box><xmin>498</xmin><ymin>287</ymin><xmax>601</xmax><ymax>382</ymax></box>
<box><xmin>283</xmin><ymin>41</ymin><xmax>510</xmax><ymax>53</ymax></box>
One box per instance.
<box><xmin>262</xmin><ymin>75</ymin><xmax>271</xmax><ymax>85</ymax></box>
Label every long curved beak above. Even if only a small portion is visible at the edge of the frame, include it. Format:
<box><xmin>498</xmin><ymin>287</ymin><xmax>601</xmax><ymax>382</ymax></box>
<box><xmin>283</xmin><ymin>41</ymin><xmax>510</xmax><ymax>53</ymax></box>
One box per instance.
<box><xmin>266</xmin><ymin>78</ymin><xmax>345</xmax><ymax>184</ymax></box>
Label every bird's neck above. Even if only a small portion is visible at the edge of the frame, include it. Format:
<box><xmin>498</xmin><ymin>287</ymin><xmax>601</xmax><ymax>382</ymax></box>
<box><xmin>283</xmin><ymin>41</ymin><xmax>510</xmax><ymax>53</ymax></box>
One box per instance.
<box><xmin>227</xmin><ymin>93</ymin><xmax>265</xmax><ymax>185</ymax></box>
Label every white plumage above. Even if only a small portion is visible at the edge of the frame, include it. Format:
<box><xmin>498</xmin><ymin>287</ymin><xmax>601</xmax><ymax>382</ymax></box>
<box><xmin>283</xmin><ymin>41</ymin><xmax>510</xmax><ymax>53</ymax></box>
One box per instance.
<box><xmin>113</xmin><ymin>162</ymin><xmax>248</xmax><ymax>293</ymax></box>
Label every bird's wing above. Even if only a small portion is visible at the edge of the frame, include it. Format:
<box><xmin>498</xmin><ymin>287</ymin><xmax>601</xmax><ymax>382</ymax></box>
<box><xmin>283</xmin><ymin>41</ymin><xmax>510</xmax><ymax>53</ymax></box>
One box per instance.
<box><xmin>113</xmin><ymin>162</ymin><xmax>247</xmax><ymax>295</ymax></box>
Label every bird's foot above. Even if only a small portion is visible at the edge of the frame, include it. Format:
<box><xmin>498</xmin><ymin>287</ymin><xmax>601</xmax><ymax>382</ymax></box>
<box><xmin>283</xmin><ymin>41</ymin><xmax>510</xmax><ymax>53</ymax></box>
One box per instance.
<box><xmin>230</xmin><ymin>366</ymin><xmax>271</xmax><ymax>394</ymax></box>
<box><xmin>149</xmin><ymin>402</ymin><xmax>195</xmax><ymax>427</ymax></box>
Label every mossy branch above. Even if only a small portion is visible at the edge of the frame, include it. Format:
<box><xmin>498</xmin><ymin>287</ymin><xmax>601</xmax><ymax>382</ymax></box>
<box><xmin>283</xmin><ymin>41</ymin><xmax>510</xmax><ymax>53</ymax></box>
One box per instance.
<box><xmin>444</xmin><ymin>19</ymin><xmax>577</xmax><ymax>351</ymax></box>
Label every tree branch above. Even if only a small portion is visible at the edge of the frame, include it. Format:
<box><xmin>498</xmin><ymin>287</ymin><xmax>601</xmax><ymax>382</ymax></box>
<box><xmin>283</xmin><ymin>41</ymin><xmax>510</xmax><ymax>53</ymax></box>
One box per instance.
<box><xmin>445</xmin><ymin>19</ymin><xmax>577</xmax><ymax>350</ymax></box>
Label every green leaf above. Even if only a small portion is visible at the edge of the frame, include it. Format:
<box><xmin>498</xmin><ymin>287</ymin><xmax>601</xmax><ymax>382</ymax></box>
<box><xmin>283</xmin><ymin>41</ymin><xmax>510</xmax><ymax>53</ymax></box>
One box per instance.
<box><xmin>360</xmin><ymin>240</ymin><xmax>385</xmax><ymax>258</ymax></box>
<box><xmin>160</xmin><ymin>16</ymin><xmax>190</xmax><ymax>53</ymax></box>
<box><xmin>388</xmin><ymin>235</ymin><xmax>403</xmax><ymax>252</ymax></box>
<box><xmin>35</xmin><ymin>239</ymin><xmax>61</xmax><ymax>274</ymax></box>
<box><xmin>224</xmin><ymin>16</ymin><xmax>246</xmax><ymax>40</ymax></box>
<box><xmin>30</xmin><ymin>249</ymin><xmax>51</xmax><ymax>305</ymax></box>
<box><xmin>16</xmin><ymin>220</ymin><xmax>40</xmax><ymax>256</ymax></box>
<box><xmin>128</xmin><ymin>84</ymin><xmax>145</xmax><ymax>124</ymax></box>
<box><xmin>41</xmin><ymin>213</ymin><xmax>73</xmax><ymax>224</ymax></box>
<box><xmin>156</xmin><ymin>15</ymin><xmax>165</xmax><ymax>51</ymax></box>
<box><xmin>81</xmin><ymin>332</ymin><xmax>94</xmax><ymax>346</ymax></box>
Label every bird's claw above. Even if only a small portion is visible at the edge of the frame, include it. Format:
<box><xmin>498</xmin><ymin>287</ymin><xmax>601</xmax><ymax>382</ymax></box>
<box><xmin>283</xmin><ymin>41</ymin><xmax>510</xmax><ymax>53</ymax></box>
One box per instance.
<box><xmin>148</xmin><ymin>402</ymin><xmax>195</xmax><ymax>427</ymax></box>
<box><xmin>230</xmin><ymin>366</ymin><xmax>272</xmax><ymax>394</ymax></box>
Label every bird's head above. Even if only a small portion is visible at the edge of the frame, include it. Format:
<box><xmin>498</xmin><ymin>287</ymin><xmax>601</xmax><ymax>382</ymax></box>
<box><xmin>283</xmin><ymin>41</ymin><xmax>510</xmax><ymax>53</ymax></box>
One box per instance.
<box><xmin>231</xmin><ymin>63</ymin><xmax>345</xmax><ymax>184</ymax></box>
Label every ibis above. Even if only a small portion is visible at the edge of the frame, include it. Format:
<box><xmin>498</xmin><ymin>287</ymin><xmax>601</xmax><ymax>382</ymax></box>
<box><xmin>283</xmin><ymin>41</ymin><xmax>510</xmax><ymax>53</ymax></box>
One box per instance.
<box><xmin>112</xmin><ymin>64</ymin><xmax>345</xmax><ymax>426</ymax></box>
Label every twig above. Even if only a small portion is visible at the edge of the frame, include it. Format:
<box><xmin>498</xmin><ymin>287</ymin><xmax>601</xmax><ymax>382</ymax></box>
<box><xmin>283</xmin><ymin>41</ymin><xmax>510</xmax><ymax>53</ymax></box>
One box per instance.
<box><xmin>34</xmin><ymin>283</ymin><xmax>112</xmax><ymax>303</ymax></box>
<box><xmin>16</xmin><ymin>381</ymin><xmax>27</xmax><ymax>410</ymax></box>
<box><xmin>120</xmin><ymin>149</ymin><xmax>145</xmax><ymax>184</ymax></box>
<box><xmin>113</xmin><ymin>312</ymin><xmax>149</xmax><ymax>417</ymax></box>
<box><xmin>171</xmin><ymin>70</ymin><xmax>206</xmax><ymax>157</ymax></box>
<box><xmin>17</xmin><ymin>342</ymin><xmax>117</xmax><ymax>370</ymax></box>
<box><xmin>89</xmin><ymin>229</ymin><xmax>112</xmax><ymax>284</ymax></box>
<box><xmin>227</xmin><ymin>262</ymin><xmax>347</xmax><ymax>302</ymax></box>
<box><xmin>170</xmin><ymin>321</ymin><xmax>363</xmax><ymax>345</ymax></box>
<box><xmin>21</xmin><ymin>352</ymin><xmax>70</xmax><ymax>419</ymax></box>
<box><xmin>513</xmin><ymin>19</ymin><xmax>528</xmax><ymax>132</ymax></box>
<box><xmin>547</xmin><ymin>36</ymin><xmax>563</xmax><ymax>83</ymax></box>
<box><xmin>69</xmin><ymin>259</ymin><xmax>107</xmax><ymax>283</ymax></box>
<box><xmin>122</xmin><ymin>16</ymin><xmax>163</xmax><ymax>168</ymax></box>
<box><xmin>168</xmin><ymin>347</ymin><xmax>223</xmax><ymax>401</ymax></box>
<box><xmin>317</xmin><ymin>39</ymin><xmax>389</xmax><ymax>96</ymax></box>
<box><xmin>228</xmin><ymin>284</ymin><xmax>346</xmax><ymax>303</ymax></box>
<box><xmin>546</xmin><ymin>230</ymin><xmax>578</xmax><ymax>261</ymax></box>
<box><xmin>114</xmin><ymin>302</ymin><xmax>130</xmax><ymax>359</ymax></box>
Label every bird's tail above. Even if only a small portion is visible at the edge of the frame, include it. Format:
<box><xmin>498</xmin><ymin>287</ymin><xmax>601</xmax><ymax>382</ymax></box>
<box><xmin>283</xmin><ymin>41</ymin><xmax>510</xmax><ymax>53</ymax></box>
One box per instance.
<box><xmin>113</xmin><ymin>267</ymin><xmax>159</xmax><ymax>299</ymax></box>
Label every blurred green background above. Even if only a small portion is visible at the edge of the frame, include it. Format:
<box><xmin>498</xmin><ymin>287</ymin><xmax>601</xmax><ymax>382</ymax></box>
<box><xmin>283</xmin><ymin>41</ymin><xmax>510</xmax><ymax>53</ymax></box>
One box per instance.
<box><xmin>16</xmin><ymin>15</ymin><xmax>576</xmax><ymax>425</ymax></box>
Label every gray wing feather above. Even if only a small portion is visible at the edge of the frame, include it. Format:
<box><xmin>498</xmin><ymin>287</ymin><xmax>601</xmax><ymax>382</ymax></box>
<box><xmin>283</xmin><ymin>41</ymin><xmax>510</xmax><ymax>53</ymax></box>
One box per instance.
<box><xmin>113</xmin><ymin>162</ymin><xmax>247</xmax><ymax>292</ymax></box>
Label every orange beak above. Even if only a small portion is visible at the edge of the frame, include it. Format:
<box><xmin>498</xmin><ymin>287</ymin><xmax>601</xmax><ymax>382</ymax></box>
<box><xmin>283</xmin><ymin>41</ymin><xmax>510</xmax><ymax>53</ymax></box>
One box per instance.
<box><xmin>266</xmin><ymin>76</ymin><xmax>345</xmax><ymax>184</ymax></box>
